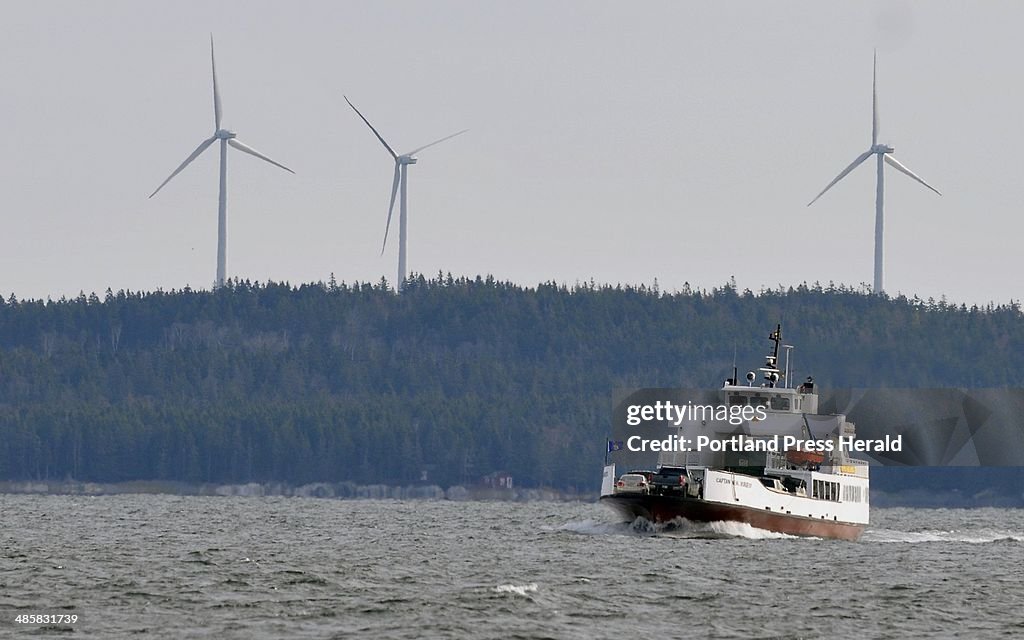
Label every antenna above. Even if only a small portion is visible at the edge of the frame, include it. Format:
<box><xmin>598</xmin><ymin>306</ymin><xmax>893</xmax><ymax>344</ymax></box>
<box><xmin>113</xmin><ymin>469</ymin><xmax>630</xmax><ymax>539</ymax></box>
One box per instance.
<box><xmin>732</xmin><ymin>343</ymin><xmax>738</xmax><ymax>387</ymax></box>
<box><xmin>783</xmin><ymin>344</ymin><xmax>794</xmax><ymax>389</ymax></box>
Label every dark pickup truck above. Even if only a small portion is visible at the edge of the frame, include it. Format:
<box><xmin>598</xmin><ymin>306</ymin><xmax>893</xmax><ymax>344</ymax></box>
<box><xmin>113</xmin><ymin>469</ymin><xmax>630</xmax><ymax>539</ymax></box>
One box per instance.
<box><xmin>650</xmin><ymin>466</ymin><xmax>688</xmax><ymax>495</ymax></box>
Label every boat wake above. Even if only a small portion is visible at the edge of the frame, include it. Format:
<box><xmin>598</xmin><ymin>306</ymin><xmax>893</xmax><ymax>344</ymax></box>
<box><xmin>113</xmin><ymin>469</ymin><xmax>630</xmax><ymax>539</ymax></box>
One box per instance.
<box><xmin>862</xmin><ymin>528</ymin><xmax>1024</xmax><ymax>544</ymax></box>
<box><xmin>559</xmin><ymin>519</ymin><xmax>1023</xmax><ymax>544</ymax></box>
<box><xmin>655</xmin><ymin>517</ymin><xmax>802</xmax><ymax>540</ymax></box>
<box><xmin>553</xmin><ymin>519</ymin><xmax>640</xmax><ymax>536</ymax></box>
<box><xmin>556</xmin><ymin>517</ymin><xmax>801</xmax><ymax>540</ymax></box>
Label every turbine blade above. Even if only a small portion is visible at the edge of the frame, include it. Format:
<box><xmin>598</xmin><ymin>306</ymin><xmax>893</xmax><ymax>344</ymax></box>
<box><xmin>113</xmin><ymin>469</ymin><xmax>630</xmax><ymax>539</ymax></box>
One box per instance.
<box><xmin>884</xmin><ymin>155</ymin><xmax>941</xmax><ymax>196</ymax></box>
<box><xmin>872</xmin><ymin>49</ymin><xmax>878</xmax><ymax>146</ymax></box>
<box><xmin>228</xmin><ymin>138</ymin><xmax>295</xmax><ymax>174</ymax></box>
<box><xmin>807</xmin><ymin>150</ymin><xmax>874</xmax><ymax>206</ymax></box>
<box><xmin>382</xmin><ymin>163</ymin><xmax>400</xmax><ymax>254</ymax></box>
<box><xmin>149</xmin><ymin>136</ymin><xmax>217</xmax><ymax>198</ymax></box>
<box><xmin>211</xmin><ymin>35</ymin><xmax>222</xmax><ymax>130</ymax></box>
<box><xmin>406</xmin><ymin>129</ymin><xmax>469</xmax><ymax>156</ymax></box>
<box><xmin>344</xmin><ymin>96</ymin><xmax>397</xmax><ymax>159</ymax></box>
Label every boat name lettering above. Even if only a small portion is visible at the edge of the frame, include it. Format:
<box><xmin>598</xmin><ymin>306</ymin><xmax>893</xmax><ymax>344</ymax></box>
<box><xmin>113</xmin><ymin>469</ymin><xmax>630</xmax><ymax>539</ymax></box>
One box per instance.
<box><xmin>715</xmin><ymin>477</ymin><xmax>752</xmax><ymax>488</ymax></box>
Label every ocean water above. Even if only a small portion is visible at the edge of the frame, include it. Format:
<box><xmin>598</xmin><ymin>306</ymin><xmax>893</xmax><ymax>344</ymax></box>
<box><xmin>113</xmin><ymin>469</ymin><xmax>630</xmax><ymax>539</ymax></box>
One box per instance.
<box><xmin>2</xmin><ymin>495</ymin><xmax>1023</xmax><ymax>639</ymax></box>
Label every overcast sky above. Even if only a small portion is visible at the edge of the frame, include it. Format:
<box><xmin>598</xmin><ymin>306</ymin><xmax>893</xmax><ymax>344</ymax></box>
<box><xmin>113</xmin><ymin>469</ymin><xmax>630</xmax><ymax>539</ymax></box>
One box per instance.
<box><xmin>1</xmin><ymin>1</ymin><xmax>1020</xmax><ymax>305</ymax></box>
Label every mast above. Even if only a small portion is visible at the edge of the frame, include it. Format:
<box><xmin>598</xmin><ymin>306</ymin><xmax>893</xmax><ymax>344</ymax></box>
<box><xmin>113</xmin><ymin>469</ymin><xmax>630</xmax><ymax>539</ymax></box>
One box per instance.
<box><xmin>760</xmin><ymin>324</ymin><xmax>783</xmax><ymax>387</ymax></box>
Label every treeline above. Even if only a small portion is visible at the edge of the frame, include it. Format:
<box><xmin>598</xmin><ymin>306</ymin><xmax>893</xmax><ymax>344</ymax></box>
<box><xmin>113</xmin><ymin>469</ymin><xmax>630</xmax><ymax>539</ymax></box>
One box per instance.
<box><xmin>0</xmin><ymin>275</ymin><xmax>1022</xmax><ymax>489</ymax></box>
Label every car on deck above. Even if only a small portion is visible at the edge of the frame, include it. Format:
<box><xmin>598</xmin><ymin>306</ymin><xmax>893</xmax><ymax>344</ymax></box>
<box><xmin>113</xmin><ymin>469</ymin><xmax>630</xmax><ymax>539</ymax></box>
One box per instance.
<box><xmin>614</xmin><ymin>473</ymin><xmax>651</xmax><ymax>494</ymax></box>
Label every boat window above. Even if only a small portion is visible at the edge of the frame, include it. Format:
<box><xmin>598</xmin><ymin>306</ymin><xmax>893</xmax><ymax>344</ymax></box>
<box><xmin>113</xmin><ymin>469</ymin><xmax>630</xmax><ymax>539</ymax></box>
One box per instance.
<box><xmin>842</xmin><ymin>485</ymin><xmax>862</xmax><ymax>503</ymax></box>
<box><xmin>770</xmin><ymin>396</ymin><xmax>790</xmax><ymax>410</ymax></box>
<box><xmin>813</xmin><ymin>480</ymin><xmax>841</xmax><ymax>502</ymax></box>
<box><xmin>729</xmin><ymin>394</ymin><xmax>747</xmax><ymax>406</ymax></box>
<box><xmin>748</xmin><ymin>396</ymin><xmax>767</xmax><ymax>407</ymax></box>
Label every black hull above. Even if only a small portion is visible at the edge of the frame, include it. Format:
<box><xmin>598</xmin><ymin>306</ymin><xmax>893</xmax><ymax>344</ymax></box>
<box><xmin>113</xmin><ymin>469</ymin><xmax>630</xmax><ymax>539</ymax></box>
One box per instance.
<box><xmin>601</xmin><ymin>494</ymin><xmax>864</xmax><ymax>541</ymax></box>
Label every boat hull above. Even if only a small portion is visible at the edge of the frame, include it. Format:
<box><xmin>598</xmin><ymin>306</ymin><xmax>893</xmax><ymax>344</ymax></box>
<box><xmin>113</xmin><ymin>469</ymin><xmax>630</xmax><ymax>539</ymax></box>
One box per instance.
<box><xmin>600</xmin><ymin>493</ymin><xmax>864</xmax><ymax>541</ymax></box>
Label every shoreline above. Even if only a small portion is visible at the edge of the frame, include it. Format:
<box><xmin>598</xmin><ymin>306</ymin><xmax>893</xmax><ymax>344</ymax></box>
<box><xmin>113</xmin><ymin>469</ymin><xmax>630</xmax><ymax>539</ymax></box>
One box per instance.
<box><xmin>1</xmin><ymin>480</ymin><xmax>1021</xmax><ymax>508</ymax></box>
<box><xmin>0</xmin><ymin>479</ymin><xmax>595</xmax><ymax>502</ymax></box>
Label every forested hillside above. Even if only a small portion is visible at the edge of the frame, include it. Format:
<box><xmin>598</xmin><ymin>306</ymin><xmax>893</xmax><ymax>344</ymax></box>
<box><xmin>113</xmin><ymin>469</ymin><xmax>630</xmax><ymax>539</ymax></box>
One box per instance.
<box><xmin>1</xmin><ymin>275</ymin><xmax>1022</xmax><ymax>490</ymax></box>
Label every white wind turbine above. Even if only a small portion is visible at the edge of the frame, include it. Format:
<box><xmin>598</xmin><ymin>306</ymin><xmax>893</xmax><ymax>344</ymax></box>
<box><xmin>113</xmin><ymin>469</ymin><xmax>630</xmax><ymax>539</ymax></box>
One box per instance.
<box><xmin>807</xmin><ymin>52</ymin><xmax>941</xmax><ymax>294</ymax></box>
<box><xmin>345</xmin><ymin>96</ymin><xmax>467</xmax><ymax>292</ymax></box>
<box><xmin>150</xmin><ymin>36</ymin><xmax>294</xmax><ymax>288</ymax></box>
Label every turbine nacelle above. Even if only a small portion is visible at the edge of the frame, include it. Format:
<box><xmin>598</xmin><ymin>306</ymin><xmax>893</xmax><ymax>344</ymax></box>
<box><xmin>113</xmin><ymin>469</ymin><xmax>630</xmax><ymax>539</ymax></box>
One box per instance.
<box><xmin>871</xmin><ymin>143</ymin><xmax>894</xmax><ymax>154</ymax></box>
<box><xmin>398</xmin><ymin>155</ymin><xmax>418</xmax><ymax>165</ymax></box>
<box><xmin>215</xmin><ymin>129</ymin><xmax>238</xmax><ymax>140</ymax></box>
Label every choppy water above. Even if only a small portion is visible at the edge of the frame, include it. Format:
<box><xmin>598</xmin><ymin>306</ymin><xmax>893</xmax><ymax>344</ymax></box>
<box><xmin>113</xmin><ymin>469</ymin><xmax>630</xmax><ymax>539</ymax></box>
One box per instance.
<box><xmin>2</xmin><ymin>495</ymin><xmax>1023</xmax><ymax>639</ymax></box>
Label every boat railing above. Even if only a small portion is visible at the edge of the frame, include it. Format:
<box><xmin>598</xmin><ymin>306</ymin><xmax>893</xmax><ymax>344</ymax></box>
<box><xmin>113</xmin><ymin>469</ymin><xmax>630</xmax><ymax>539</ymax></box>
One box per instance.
<box><xmin>766</xmin><ymin>451</ymin><xmax>789</xmax><ymax>470</ymax></box>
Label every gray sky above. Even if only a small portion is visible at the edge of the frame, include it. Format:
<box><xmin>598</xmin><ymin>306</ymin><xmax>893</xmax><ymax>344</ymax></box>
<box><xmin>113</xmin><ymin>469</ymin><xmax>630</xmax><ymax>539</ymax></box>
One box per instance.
<box><xmin>2</xmin><ymin>1</ymin><xmax>1021</xmax><ymax>305</ymax></box>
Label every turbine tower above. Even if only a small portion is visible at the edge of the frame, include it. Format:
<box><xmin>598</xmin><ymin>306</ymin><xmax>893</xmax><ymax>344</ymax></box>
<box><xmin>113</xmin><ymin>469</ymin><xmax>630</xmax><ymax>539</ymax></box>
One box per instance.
<box><xmin>807</xmin><ymin>52</ymin><xmax>941</xmax><ymax>294</ymax></box>
<box><xmin>345</xmin><ymin>96</ymin><xmax>466</xmax><ymax>292</ymax></box>
<box><xmin>150</xmin><ymin>36</ymin><xmax>294</xmax><ymax>288</ymax></box>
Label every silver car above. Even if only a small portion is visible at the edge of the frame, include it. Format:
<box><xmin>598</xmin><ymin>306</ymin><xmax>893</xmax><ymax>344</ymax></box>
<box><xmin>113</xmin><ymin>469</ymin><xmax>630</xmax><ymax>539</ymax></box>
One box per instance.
<box><xmin>615</xmin><ymin>473</ymin><xmax>650</xmax><ymax>494</ymax></box>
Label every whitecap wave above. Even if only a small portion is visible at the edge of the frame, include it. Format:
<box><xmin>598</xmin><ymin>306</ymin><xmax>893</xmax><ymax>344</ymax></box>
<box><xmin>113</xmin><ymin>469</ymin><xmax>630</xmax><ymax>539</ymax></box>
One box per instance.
<box><xmin>494</xmin><ymin>583</ymin><xmax>538</xmax><ymax>596</ymax></box>
<box><xmin>863</xmin><ymin>528</ymin><xmax>1024</xmax><ymax>544</ymax></box>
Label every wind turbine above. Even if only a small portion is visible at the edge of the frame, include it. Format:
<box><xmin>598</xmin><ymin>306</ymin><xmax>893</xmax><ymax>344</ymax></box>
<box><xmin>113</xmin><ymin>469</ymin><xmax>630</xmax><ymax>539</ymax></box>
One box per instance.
<box><xmin>344</xmin><ymin>96</ymin><xmax>466</xmax><ymax>292</ymax></box>
<box><xmin>150</xmin><ymin>36</ymin><xmax>294</xmax><ymax>288</ymax></box>
<box><xmin>807</xmin><ymin>52</ymin><xmax>941</xmax><ymax>295</ymax></box>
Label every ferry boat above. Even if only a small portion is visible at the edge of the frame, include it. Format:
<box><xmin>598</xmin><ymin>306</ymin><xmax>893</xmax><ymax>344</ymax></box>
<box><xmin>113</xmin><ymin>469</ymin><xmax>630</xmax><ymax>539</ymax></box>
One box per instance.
<box><xmin>600</xmin><ymin>325</ymin><xmax>869</xmax><ymax>540</ymax></box>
